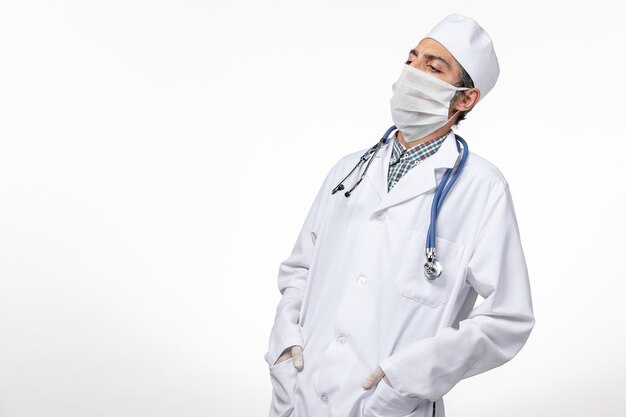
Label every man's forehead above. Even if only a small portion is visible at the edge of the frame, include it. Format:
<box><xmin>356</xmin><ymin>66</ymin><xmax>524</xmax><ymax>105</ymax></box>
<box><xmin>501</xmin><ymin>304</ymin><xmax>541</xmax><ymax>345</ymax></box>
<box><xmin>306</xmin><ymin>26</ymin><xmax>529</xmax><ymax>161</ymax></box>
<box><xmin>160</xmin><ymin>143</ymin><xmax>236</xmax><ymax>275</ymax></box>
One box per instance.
<box><xmin>415</xmin><ymin>37</ymin><xmax>454</xmax><ymax>58</ymax></box>
<box><xmin>411</xmin><ymin>37</ymin><xmax>459</xmax><ymax>71</ymax></box>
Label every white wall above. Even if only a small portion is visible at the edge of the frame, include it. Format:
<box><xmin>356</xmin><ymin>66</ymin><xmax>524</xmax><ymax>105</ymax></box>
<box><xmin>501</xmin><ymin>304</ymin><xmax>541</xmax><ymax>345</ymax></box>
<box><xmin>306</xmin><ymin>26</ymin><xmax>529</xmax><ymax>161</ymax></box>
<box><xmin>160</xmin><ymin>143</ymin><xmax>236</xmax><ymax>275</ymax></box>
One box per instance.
<box><xmin>0</xmin><ymin>1</ymin><xmax>624</xmax><ymax>416</ymax></box>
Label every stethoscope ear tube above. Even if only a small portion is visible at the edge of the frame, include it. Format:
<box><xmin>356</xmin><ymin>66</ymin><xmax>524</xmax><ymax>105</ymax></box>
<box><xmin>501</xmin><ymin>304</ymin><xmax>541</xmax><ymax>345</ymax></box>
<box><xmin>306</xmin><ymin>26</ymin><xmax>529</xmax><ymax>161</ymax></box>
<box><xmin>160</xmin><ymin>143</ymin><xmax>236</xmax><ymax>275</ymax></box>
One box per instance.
<box><xmin>331</xmin><ymin>125</ymin><xmax>398</xmax><ymax>197</ymax></box>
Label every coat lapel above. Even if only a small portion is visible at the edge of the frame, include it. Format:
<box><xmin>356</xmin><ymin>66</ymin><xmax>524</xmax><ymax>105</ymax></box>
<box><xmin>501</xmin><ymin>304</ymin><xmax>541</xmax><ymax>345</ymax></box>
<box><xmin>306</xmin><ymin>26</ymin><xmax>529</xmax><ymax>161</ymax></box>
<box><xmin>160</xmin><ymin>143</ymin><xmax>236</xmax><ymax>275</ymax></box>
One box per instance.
<box><xmin>364</xmin><ymin>130</ymin><xmax>462</xmax><ymax>214</ymax></box>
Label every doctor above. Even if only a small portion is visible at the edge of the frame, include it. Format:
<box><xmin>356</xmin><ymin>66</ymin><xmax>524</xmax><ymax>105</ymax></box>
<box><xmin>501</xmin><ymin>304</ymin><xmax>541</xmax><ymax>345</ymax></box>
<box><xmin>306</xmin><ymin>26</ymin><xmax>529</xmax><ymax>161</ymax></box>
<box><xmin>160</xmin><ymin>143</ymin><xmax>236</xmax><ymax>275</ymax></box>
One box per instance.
<box><xmin>265</xmin><ymin>13</ymin><xmax>535</xmax><ymax>417</ymax></box>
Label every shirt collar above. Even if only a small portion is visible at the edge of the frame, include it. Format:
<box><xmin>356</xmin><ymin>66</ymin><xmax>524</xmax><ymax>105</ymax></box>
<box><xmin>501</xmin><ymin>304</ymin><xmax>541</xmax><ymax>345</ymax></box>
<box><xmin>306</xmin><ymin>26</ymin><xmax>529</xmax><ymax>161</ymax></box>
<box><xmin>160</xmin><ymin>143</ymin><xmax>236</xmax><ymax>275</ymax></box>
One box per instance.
<box><xmin>390</xmin><ymin>130</ymin><xmax>451</xmax><ymax>165</ymax></box>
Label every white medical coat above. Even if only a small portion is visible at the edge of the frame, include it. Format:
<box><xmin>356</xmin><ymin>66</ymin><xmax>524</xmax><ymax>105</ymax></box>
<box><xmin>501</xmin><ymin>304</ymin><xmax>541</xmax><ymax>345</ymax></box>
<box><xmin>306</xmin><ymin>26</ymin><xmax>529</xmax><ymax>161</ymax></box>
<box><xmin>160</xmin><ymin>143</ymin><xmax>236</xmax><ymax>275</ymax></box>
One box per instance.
<box><xmin>264</xmin><ymin>130</ymin><xmax>535</xmax><ymax>417</ymax></box>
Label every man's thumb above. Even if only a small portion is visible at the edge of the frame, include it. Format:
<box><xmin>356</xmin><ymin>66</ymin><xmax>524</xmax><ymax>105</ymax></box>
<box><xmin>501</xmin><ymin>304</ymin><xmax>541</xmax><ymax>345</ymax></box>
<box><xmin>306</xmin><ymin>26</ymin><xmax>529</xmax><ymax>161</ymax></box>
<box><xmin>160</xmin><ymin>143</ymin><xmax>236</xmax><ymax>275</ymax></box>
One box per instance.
<box><xmin>291</xmin><ymin>345</ymin><xmax>304</xmax><ymax>371</ymax></box>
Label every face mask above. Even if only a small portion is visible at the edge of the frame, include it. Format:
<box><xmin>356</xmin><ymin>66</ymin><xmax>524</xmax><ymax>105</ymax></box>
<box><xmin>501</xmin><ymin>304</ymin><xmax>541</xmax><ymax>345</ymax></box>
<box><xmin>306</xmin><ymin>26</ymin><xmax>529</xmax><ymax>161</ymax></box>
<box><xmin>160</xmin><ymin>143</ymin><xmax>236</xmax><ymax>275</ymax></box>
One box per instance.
<box><xmin>390</xmin><ymin>64</ymin><xmax>469</xmax><ymax>142</ymax></box>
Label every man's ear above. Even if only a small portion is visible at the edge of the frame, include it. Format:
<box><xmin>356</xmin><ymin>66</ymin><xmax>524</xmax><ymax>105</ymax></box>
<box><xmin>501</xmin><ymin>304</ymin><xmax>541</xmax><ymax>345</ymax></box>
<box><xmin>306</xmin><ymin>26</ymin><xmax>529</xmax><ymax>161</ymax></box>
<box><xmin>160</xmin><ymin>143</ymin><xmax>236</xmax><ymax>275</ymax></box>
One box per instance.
<box><xmin>453</xmin><ymin>87</ymin><xmax>481</xmax><ymax>112</ymax></box>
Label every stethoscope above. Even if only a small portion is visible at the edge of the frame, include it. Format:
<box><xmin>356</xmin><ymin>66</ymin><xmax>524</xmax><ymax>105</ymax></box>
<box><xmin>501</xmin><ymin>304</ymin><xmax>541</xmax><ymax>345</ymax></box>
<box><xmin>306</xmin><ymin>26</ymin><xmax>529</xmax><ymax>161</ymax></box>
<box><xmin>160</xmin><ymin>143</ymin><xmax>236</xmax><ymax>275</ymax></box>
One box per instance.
<box><xmin>331</xmin><ymin>125</ymin><xmax>469</xmax><ymax>281</ymax></box>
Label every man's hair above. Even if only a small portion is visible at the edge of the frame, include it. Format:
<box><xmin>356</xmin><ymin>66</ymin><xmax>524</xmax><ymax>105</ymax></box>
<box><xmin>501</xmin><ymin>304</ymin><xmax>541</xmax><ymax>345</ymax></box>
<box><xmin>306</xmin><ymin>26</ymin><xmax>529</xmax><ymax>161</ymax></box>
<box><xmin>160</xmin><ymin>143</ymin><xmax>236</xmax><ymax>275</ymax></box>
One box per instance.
<box><xmin>450</xmin><ymin>62</ymin><xmax>475</xmax><ymax>126</ymax></box>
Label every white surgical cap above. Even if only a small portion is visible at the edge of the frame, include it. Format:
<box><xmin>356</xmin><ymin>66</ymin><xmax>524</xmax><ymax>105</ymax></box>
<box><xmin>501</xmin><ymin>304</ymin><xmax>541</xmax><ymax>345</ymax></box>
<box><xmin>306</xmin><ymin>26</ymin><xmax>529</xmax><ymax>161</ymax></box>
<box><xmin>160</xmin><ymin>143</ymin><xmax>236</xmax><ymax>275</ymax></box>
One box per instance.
<box><xmin>425</xmin><ymin>13</ymin><xmax>500</xmax><ymax>102</ymax></box>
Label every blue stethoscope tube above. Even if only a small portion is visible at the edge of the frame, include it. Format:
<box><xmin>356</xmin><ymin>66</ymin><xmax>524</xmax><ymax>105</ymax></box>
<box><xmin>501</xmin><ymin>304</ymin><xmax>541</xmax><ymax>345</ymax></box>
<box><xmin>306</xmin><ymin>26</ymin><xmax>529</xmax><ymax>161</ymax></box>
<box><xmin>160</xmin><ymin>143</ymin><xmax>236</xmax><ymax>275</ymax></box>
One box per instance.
<box><xmin>331</xmin><ymin>125</ymin><xmax>469</xmax><ymax>281</ymax></box>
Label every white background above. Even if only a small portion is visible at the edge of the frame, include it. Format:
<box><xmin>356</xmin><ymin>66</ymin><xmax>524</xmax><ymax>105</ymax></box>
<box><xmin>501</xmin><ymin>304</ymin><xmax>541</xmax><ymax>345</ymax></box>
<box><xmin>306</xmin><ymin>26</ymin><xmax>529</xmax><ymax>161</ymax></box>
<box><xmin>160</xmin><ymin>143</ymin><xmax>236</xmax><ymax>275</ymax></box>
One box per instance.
<box><xmin>1</xmin><ymin>1</ymin><xmax>624</xmax><ymax>416</ymax></box>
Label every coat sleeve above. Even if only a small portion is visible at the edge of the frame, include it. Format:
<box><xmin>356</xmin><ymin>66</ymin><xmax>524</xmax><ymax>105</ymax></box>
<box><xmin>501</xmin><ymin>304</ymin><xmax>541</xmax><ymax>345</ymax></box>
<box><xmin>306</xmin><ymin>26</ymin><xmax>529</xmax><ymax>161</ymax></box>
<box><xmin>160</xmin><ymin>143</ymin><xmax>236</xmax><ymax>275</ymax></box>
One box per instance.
<box><xmin>378</xmin><ymin>180</ymin><xmax>536</xmax><ymax>401</ymax></box>
<box><xmin>263</xmin><ymin>157</ymin><xmax>342</xmax><ymax>367</ymax></box>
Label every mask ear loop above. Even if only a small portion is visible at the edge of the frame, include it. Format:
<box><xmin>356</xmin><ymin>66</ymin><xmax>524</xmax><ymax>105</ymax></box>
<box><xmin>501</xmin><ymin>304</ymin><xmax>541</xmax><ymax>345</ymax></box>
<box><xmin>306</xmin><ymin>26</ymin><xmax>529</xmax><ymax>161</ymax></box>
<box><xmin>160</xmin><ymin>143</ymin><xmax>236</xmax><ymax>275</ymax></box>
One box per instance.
<box><xmin>447</xmin><ymin>86</ymin><xmax>470</xmax><ymax>124</ymax></box>
<box><xmin>444</xmin><ymin>108</ymin><xmax>465</xmax><ymax>130</ymax></box>
<box><xmin>416</xmin><ymin>94</ymin><xmax>468</xmax><ymax>142</ymax></box>
<box><xmin>416</xmin><ymin>109</ymin><xmax>462</xmax><ymax>142</ymax></box>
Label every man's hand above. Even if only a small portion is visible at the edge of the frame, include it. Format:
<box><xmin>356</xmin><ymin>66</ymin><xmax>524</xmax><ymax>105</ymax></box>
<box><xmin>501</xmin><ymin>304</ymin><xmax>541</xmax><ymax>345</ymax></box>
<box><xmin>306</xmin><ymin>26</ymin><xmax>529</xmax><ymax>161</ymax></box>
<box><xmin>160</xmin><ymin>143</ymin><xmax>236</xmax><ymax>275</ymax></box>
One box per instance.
<box><xmin>273</xmin><ymin>345</ymin><xmax>304</xmax><ymax>371</ymax></box>
<box><xmin>361</xmin><ymin>365</ymin><xmax>392</xmax><ymax>389</ymax></box>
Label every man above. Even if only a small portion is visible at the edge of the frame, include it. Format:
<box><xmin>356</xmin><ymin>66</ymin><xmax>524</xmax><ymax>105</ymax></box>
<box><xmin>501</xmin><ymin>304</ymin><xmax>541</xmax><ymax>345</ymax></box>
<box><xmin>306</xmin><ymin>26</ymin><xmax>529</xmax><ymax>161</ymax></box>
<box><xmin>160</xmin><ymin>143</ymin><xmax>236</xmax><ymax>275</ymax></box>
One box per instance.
<box><xmin>265</xmin><ymin>13</ymin><xmax>535</xmax><ymax>417</ymax></box>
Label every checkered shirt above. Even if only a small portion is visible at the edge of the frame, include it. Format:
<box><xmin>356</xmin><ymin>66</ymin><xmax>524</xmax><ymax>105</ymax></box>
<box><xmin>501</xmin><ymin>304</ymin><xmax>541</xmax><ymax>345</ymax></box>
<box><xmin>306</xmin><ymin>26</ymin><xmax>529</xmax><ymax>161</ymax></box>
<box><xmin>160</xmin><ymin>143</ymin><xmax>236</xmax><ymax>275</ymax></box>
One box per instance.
<box><xmin>387</xmin><ymin>131</ymin><xmax>450</xmax><ymax>192</ymax></box>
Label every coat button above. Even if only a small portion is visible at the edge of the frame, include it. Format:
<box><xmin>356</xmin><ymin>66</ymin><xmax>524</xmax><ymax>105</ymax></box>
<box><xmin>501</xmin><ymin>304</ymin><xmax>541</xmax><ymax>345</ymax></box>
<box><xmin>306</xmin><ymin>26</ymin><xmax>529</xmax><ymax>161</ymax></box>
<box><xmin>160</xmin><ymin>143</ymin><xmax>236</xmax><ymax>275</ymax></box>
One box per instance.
<box><xmin>320</xmin><ymin>393</ymin><xmax>328</xmax><ymax>403</ymax></box>
<box><xmin>337</xmin><ymin>334</ymin><xmax>347</xmax><ymax>344</ymax></box>
<box><xmin>376</xmin><ymin>214</ymin><xmax>385</xmax><ymax>223</ymax></box>
<box><xmin>357</xmin><ymin>275</ymin><xmax>367</xmax><ymax>285</ymax></box>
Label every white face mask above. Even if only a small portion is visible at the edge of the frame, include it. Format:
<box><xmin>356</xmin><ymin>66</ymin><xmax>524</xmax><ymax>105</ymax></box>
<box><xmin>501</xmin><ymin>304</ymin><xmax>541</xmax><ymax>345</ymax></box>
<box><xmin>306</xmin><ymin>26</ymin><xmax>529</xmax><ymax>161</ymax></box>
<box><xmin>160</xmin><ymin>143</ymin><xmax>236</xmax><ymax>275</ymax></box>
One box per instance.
<box><xmin>390</xmin><ymin>64</ymin><xmax>469</xmax><ymax>142</ymax></box>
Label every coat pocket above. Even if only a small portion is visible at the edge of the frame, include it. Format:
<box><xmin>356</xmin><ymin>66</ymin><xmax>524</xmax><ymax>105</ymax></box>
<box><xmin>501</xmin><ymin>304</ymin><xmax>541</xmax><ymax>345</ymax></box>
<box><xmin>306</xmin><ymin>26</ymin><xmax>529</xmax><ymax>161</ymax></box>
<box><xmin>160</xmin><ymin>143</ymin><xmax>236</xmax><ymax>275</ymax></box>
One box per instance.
<box><xmin>394</xmin><ymin>229</ymin><xmax>464</xmax><ymax>307</ymax></box>
<box><xmin>362</xmin><ymin>380</ymin><xmax>429</xmax><ymax>417</ymax></box>
<box><xmin>268</xmin><ymin>358</ymin><xmax>297</xmax><ymax>417</ymax></box>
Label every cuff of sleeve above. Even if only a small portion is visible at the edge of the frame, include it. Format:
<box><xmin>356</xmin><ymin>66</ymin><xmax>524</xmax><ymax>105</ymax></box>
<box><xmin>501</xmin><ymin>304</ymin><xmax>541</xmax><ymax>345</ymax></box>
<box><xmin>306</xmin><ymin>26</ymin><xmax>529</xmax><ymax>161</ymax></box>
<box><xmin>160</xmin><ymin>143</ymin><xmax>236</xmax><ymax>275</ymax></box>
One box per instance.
<box><xmin>379</xmin><ymin>356</ymin><xmax>412</xmax><ymax>397</ymax></box>
<box><xmin>264</xmin><ymin>323</ymin><xmax>303</xmax><ymax>366</ymax></box>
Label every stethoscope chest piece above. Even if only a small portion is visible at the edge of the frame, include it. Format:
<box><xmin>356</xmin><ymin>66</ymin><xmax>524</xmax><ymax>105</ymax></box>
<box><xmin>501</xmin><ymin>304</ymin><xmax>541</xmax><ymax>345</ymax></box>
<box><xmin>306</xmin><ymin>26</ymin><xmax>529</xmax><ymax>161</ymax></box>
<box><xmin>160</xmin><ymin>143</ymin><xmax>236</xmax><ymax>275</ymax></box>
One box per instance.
<box><xmin>423</xmin><ymin>248</ymin><xmax>442</xmax><ymax>280</ymax></box>
<box><xmin>423</xmin><ymin>258</ymin><xmax>442</xmax><ymax>280</ymax></box>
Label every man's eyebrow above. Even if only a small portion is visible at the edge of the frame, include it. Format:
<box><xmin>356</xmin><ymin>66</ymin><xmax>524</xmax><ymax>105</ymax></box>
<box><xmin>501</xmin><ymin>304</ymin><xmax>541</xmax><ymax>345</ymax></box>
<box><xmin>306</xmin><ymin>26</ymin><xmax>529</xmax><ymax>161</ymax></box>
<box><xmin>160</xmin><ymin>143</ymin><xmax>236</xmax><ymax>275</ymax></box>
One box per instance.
<box><xmin>409</xmin><ymin>49</ymin><xmax>451</xmax><ymax>70</ymax></box>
